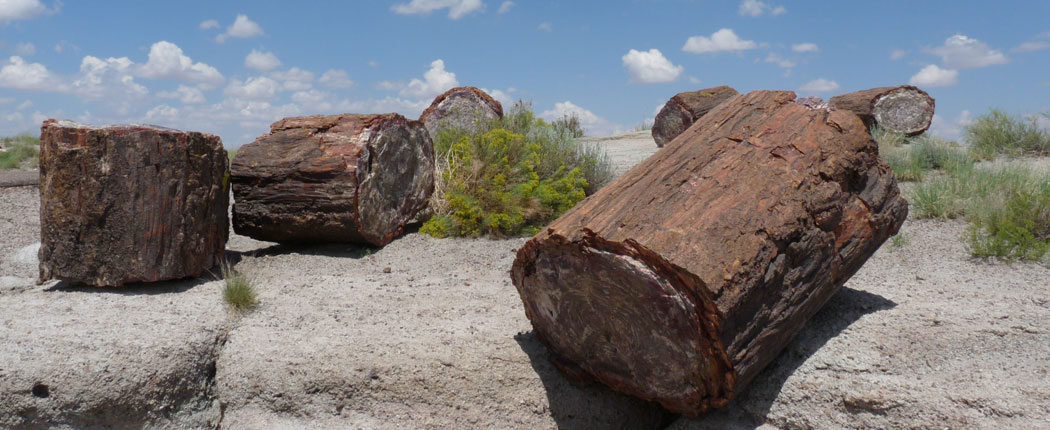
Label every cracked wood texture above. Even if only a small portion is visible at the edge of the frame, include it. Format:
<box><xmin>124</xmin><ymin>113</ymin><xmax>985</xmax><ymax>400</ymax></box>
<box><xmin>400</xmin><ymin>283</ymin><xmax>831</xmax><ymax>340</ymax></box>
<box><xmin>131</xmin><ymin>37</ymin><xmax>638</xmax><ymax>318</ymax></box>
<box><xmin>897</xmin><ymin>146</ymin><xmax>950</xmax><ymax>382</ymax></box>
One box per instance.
<box><xmin>231</xmin><ymin>113</ymin><xmax>434</xmax><ymax>246</ymax></box>
<box><xmin>828</xmin><ymin>85</ymin><xmax>935</xmax><ymax>136</ymax></box>
<box><xmin>38</xmin><ymin>119</ymin><xmax>229</xmax><ymax>287</ymax></box>
<box><xmin>652</xmin><ymin>85</ymin><xmax>739</xmax><ymax>148</ymax></box>
<box><xmin>511</xmin><ymin>90</ymin><xmax>908</xmax><ymax>416</ymax></box>
<box><xmin>419</xmin><ymin>86</ymin><xmax>503</xmax><ymax>141</ymax></box>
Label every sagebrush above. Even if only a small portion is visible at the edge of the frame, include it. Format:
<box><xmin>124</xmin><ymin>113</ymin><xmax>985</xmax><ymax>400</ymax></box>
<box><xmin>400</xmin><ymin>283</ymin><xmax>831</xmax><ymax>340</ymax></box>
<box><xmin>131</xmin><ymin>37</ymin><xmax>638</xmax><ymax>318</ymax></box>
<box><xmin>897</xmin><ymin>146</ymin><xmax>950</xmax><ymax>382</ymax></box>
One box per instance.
<box><xmin>0</xmin><ymin>134</ymin><xmax>40</xmax><ymax>170</ymax></box>
<box><xmin>421</xmin><ymin>101</ymin><xmax>612</xmax><ymax>238</ymax></box>
<box><xmin>965</xmin><ymin>109</ymin><xmax>1050</xmax><ymax>160</ymax></box>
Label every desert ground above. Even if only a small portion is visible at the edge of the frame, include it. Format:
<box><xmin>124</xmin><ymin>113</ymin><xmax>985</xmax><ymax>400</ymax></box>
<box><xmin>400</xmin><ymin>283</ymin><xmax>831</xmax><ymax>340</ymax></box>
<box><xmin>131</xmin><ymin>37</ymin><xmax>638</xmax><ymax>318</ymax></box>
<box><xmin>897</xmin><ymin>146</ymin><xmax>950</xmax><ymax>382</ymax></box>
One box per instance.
<box><xmin>2</xmin><ymin>131</ymin><xmax>1049</xmax><ymax>429</ymax></box>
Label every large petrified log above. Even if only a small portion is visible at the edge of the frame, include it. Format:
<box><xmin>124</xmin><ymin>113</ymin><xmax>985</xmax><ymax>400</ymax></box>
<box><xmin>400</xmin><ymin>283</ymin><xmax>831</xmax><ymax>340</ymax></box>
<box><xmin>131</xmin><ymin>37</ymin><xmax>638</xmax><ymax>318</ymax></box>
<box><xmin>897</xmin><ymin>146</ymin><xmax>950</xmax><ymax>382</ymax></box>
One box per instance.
<box><xmin>419</xmin><ymin>86</ymin><xmax>503</xmax><ymax>140</ymax></box>
<box><xmin>511</xmin><ymin>90</ymin><xmax>908</xmax><ymax>416</ymax></box>
<box><xmin>38</xmin><ymin>120</ymin><xmax>229</xmax><ymax>287</ymax></box>
<box><xmin>231</xmin><ymin>113</ymin><xmax>434</xmax><ymax>246</ymax></box>
<box><xmin>828</xmin><ymin>85</ymin><xmax>935</xmax><ymax>136</ymax></box>
<box><xmin>652</xmin><ymin>85</ymin><xmax>738</xmax><ymax>148</ymax></box>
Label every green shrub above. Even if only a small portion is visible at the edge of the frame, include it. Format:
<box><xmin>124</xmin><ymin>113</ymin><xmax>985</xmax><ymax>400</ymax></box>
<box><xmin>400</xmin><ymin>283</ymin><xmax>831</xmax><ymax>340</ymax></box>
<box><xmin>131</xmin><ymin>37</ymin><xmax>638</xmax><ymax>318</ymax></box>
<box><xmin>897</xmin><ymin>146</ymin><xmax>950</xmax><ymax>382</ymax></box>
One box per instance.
<box><xmin>422</xmin><ymin>101</ymin><xmax>612</xmax><ymax>238</ymax></box>
<box><xmin>0</xmin><ymin>134</ymin><xmax>40</xmax><ymax>170</ymax></box>
<box><xmin>965</xmin><ymin>109</ymin><xmax>1050</xmax><ymax>160</ymax></box>
<box><xmin>880</xmin><ymin>134</ymin><xmax>972</xmax><ymax>182</ymax></box>
<box><xmin>222</xmin><ymin>263</ymin><xmax>258</xmax><ymax>312</ymax></box>
<box><xmin>872</xmin><ymin>124</ymin><xmax>907</xmax><ymax>148</ymax></box>
<box><xmin>890</xmin><ymin>230</ymin><xmax>910</xmax><ymax>248</ymax></box>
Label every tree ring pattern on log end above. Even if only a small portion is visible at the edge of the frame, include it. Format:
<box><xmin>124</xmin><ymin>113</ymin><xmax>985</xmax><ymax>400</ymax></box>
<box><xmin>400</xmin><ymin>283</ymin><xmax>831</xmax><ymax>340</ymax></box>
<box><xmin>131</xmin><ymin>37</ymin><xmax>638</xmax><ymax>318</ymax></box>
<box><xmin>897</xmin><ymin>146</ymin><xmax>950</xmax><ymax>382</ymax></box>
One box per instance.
<box><xmin>357</xmin><ymin>121</ymin><xmax>435</xmax><ymax>245</ymax></box>
<box><xmin>873</xmin><ymin>88</ymin><xmax>935</xmax><ymax>136</ymax></box>
<box><xmin>513</xmin><ymin>234</ymin><xmax>734</xmax><ymax>415</ymax></box>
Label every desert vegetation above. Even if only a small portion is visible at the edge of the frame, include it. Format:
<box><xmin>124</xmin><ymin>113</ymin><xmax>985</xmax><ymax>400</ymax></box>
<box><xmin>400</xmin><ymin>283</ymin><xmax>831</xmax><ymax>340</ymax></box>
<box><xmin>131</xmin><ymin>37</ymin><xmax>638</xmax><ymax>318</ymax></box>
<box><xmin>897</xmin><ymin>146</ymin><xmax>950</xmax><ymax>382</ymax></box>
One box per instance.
<box><xmin>420</xmin><ymin>101</ymin><xmax>612</xmax><ymax>238</ymax></box>
<box><xmin>0</xmin><ymin>134</ymin><xmax>40</xmax><ymax>170</ymax></box>
<box><xmin>221</xmin><ymin>262</ymin><xmax>258</xmax><ymax>312</ymax></box>
<box><xmin>877</xmin><ymin>109</ymin><xmax>1050</xmax><ymax>263</ymax></box>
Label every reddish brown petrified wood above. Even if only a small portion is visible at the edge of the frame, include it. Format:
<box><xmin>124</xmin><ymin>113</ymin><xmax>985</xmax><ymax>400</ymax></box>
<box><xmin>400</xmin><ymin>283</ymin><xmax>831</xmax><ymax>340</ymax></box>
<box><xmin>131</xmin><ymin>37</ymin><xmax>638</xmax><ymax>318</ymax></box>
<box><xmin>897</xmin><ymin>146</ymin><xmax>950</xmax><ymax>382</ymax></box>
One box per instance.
<box><xmin>828</xmin><ymin>85</ymin><xmax>935</xmax><ymax>136</ymax></box>
<box><xmin>652</xmin><ymin>85</ymin><xmax>739</xmax><ymax>147</ymax></box>
<box><xmin>231</xmin><ymin>113</ymin><xmax>434</xmax><ymax>246</ymax></box>
<box><xmin>38</xmin><ymin>120</ymin><xmax>229</xmax><ymax>287</ymax></box>
<box><xmin>511</xmin><ymin>90</ymin><xmax>908</xmax><ymax>416</ymax></box>
<box><xmin>418</xmin><ymin>86</ymin><xmax>503</xmax><ymax>140</ymax></box>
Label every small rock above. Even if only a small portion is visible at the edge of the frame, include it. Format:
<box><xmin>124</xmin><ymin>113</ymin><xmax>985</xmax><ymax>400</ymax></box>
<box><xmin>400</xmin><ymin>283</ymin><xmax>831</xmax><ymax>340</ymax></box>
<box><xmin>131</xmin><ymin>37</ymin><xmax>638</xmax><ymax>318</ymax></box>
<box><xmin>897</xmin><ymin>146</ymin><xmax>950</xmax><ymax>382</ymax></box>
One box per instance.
<box><xmin>383</xmin><ymin>267</ymin><xmax>392</xmax><ymax>274</ymax></box>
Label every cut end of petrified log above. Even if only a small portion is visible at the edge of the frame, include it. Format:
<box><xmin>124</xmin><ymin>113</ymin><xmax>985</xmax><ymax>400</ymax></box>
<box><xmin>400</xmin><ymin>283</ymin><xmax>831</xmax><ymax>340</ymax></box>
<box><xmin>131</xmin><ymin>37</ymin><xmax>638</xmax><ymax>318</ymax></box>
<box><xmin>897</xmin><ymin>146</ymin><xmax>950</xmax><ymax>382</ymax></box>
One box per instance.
<box><xmin>652</xmin><ymin>86</ymin><xmax>738</xmax><ymax>148</ymax></box>
<box><xmin>512</xmin><ymin>232</ymin><xmax>734</xmax><ymax>415</ymax></box>
<box><xmin>828</xmin><ymin>86</ymin><xmax>935</xmax><ymax>136</ymax></box>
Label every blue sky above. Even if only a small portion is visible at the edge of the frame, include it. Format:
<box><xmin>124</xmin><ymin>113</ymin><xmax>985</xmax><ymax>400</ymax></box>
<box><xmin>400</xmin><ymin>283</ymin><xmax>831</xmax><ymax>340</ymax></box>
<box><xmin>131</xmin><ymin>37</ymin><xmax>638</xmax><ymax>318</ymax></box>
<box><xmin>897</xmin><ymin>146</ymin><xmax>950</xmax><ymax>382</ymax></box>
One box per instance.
<box><xmin>1</xmin><ymin>0</ymin><xmax>1047</xmax><ymax>147</ymax></box>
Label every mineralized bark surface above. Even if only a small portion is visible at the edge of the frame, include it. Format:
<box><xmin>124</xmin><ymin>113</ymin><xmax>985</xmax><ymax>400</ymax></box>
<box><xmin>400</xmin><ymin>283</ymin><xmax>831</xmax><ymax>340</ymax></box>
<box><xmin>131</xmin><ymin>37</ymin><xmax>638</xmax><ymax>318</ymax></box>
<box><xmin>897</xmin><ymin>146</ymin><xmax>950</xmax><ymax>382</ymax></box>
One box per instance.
<box><xmin>828</xmin><ymin>86</ymin><xmax>935</xmax><ymax>136</ymax></box>
<box><xmin>511</xmin><ymin>90</ymin><xmax>908</xmax><ymax>416</ymax></box>
<box><xmin>38</xmin><ymin>119</ymin><xmax>229</xmax><ymax>287</ymax></box>
<box><xmin>418</xmin><ymin>86</ymin><xmax>503</xmax><ymax>139</ymax></box>
<box><xmin>652</xmin><ymin>86</ymin><xmax>739</xmax><ymax>147</ymax></box>
<box><xmin>231</xmin><ymin>113</ymin><xmax>434</xmax><ymax>246</ymax></box>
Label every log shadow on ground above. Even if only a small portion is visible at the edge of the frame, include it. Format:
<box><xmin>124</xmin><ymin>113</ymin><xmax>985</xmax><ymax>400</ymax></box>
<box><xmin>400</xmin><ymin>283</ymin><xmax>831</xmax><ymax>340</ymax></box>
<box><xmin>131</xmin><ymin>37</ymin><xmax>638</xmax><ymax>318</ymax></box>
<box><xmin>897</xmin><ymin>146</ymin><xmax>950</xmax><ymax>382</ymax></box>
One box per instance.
<box><xmin>681</xmin><ymin>286</ymin><xmax>898</xmax><ymax>428</ymax></box>
<box><xmin>225</xmin><ymin>242</ymin><xmax>379</xmax><ymax>263</ymax></box>
<box><xmin>43</xmin><ymin>275</ymin><xmax>212</xmax><ymax>295</ymax></box>
<box><xmin>515</xmin><ymin>331</ymin><xmax>677</xmax><ymax>430</ymax></box>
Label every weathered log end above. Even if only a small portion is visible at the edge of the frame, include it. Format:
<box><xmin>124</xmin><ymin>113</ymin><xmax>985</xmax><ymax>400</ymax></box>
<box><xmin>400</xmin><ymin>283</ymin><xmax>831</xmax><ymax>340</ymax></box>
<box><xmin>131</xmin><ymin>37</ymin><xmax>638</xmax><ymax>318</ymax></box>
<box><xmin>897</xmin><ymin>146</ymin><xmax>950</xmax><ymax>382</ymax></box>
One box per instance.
<box><xmin>512</xmin><ymin>232</ymin><xmax>734</xmax><ymax>415</ymax></box>
<box><xmin>231</xmin><ymin>113</ymin><xmax>434</xmax><ymax>246</ymax></box>
<box><xmin>419</xmin><ymin>86</ymin><xmax>503</xmax><ymax>140</ymax></box>
<box><xmin>652</xmin><ymin>86</ymin><xmax>738</xmax><ymax>148</ymax></box>
<box><xmin>829</xmin><ymin>85</ymin><xmax>935</xmax><ymax>136</ymax></box>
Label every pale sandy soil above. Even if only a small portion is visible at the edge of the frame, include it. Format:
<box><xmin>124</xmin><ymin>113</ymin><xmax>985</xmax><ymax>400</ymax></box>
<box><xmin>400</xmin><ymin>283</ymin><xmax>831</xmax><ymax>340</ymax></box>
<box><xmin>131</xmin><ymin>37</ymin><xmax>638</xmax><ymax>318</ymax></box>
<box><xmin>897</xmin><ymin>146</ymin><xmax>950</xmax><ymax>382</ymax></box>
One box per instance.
<box><xmin>1</xmin><ymin>132</ymin><xmax>1049</xmax><ymax>429</ymax></box>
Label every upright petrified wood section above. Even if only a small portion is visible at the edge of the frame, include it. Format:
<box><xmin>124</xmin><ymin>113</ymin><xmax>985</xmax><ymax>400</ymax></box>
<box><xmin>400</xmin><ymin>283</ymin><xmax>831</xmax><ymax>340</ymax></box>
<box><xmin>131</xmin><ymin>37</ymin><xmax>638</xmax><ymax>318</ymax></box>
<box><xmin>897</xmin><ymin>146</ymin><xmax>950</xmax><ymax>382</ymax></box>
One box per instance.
<box><xmin>652</xmin><ymin>85</ymin><xmax>739</xmax><ymax>148</ymax></box>
<box><xmin>511</xmin><ymin>91</ymin><xmax>908</xmax><ymax>416</ymax></box>
<box><xmin>419</xmin><ymin>86</ymin><xmax>504</xmax><ymax>140</ymax></box>
<box><xmin>828</xmin><ymin>85</ymin><xmax>935</xmax><ymax>136</ymax></box>
<box><xmin>231</xmin><ymin>113</ymin><xmax>434</xmax><ymax>246</ymax></box>
<box><xmin>38</xmin><ymin>120</ymin><xmax>229</xmax><ymax>287</ymax></box>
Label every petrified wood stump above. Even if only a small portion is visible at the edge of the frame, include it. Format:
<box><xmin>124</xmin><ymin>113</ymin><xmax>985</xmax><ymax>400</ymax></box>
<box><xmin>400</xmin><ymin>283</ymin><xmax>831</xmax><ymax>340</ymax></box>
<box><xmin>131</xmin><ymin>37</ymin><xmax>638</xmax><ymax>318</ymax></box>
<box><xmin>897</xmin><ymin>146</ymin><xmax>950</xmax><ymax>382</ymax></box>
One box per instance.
<box><xmin>38</xmin><ymin>120</ymin><xmax>229</xmax><ymax>287</ymax></box>
<box><xmin>511</xmin><ymin>90</ymin><xmax>908</xmax><ymax>416</ymax></box>
<box><xmin>419</xmin><ymin>86</ymin><xmax>503</xmax><ymax>140</ymax></box>
<box><xmin>231</xmin><ymin>113</ymin><xmax>434</xmax><ymax>246</ymax></box>
<box><xmin>828</xmin><ymin>85</ymin><xmax>935</xmax><ymax>136</ymax></box>
<box><xmin>652</xmin><ymin>85</ymin><xmax>738</xmax><ymax>148</ymax></box>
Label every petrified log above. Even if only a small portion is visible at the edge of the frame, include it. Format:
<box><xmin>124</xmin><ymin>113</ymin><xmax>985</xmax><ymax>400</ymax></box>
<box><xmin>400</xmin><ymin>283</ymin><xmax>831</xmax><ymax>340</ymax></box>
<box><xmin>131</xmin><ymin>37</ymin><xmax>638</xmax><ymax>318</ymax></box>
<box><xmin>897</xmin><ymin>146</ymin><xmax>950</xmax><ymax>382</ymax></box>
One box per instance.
<box><xmin>511</xmin><ymin>90</ymin><xmax>908</xmax><ymax>416</ymax></box>
<box><xmin>231</xmin><ymin>113</ymin><xmax>434</xmax><ymax>246</ymax></box>
<box><xmin>828</xmin><ymin>85</ymin><xmax>935</xmax><ymax>136</ymax></box>
<box><xmin>652</xmin><ymin>85</ymin><xmax>738</xmax><ymax>148</ymax></box>
<box><xmin>419</xmin><ymin>86</ymin><xmax>503</xmax><ymax>140</ymax></box>
<box><xmin>38</xmin><ymin>120</ymin><xmax>229</xmax><ymax>287</ymax></box>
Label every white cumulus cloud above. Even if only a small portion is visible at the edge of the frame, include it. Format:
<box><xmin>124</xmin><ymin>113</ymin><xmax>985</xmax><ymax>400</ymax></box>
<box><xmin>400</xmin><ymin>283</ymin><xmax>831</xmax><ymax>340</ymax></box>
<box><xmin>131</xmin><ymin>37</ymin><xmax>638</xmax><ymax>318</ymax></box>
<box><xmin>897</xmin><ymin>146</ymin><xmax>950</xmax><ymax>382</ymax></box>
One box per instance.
<box><xmin>199</xmin><ymin>19</ymin><xmax>220</xmax><ymax>30</ymax></box>
<box><xmin>540</xmin><ymin>101</ymin><xmax>621</xmax><ymax>136</ymax></box>
<box><xmin>0</xmin><ymin>56</ymin><xmax>62</xmax><ymax>91</ymax></box>
<box><xmin>391</xmin><ymin>0</ymin><xmax>484</xmax><ymax>19</ymax></box>
<box><xmin>244</xmin><ymin>49</ymin><xmax>282</xmax><ymax>71</ymax></box>
<box><xmin>0</xmin><ymin>0</ymin><xmax>50</xmax><ymax>23</ymax></box>
<box><xmin>318</xmin><ymin>69</ymin><xmax>354</xmax><ymax>89</ymax></box>
<box><xmin>497</xmin><ymin>1</ymin><xmax>514</xmax><ymax>14</ymax></box>
<box><xmin>683</xmin><ymin>29</ymin><xmax>757</xmax><ymax>54</ymax></box>
<box><xmin>137</xmin><ymin>41</ymin><xmax>225</xmax><ymax>89</ymax></box>
<box><xmin>739</xmin><ymin>0</ymin><xmax>785</xmax><ymax>16</ymax></box>
<box><xmin>538</xmin><ymin>22</ymin><xmax>552</xmax><ymax>32</ymax></box>
<box><xmin>1012</xmin><ymin>32</ymin><xmax>1050</xmax><ymax>53</ymax></box>
<box><xmin>929</xmin><ymin>34</ymin><xmax>1007</xmax><ymax>69</ymax></box>
<box><xmin>909</xmin><ymin>64</ymin><xmax>958</xmax><ymax>87</ymax></box>
<box><xmin>792</xmin><ymin>43</ymin><xmax>818</xmax><ymax>53</ymax></box>
<box><xmin>72</xmin><ymin>56</ymin><xmax>148</xmax><ymax>102</ymax></box>
<box><xmin>798</xmin><ymin>78</ymin><xmax>840</xmax><ymax>93</ymax></box>
<box><xmin>216</xmin><ymin>15</ymin><xmax>264</xmax><ymax>43</ymax></box>
<box><xmin>890</xmin><ymin>49</ymin><xmax>908</xmax><ymax>60</ymax></box>
<box><xmin>224</xmin><ymin>76</ymin><xmax>280</xmax><ymax>101</ymax></box>
<box><xmin>158</xmin><ymin>85</ymin><xmax>206</xmax><ymax>104</ymax></box>
<box><xmin>621</xmin><ymin>48</ymin><xmax>683</xmax><ymax>83</ymax></box>
<box><xmin>270</xmin><ymin>67</ymin><xmax>314</xmax><ymax>91</ymax></box>
<box><xmin>400</xmin><ymin>59</ymin><xmax>458</xmax><ymax>99</ymax></box>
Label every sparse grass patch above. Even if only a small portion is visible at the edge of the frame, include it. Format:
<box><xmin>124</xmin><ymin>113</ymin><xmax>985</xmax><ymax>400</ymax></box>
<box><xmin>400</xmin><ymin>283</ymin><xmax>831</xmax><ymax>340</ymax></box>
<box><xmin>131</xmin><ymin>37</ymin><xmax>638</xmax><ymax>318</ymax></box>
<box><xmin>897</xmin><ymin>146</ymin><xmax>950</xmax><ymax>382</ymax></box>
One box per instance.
<box><xmin>0</xmin><ymin>134</ymin><xmax>40</xmax><ymax>170</ymax></box>
<box><xmin>421</xmin><ymin>101</ymin><xmax>613</xmax><ymax>238</ymax></box>
<box><xmin>879</xmin><ymin>133</ymin><xmax>973</xmax><ymax>182</ymax></box>
<box><xmin>910</xmin><ymin>164</ymin><xmax>1050</xmax><ymax>262</ymax></box>
<box><xmin>965</xmin><ymin>109</ymin><xmax>1050</xmax><ymax>160</ymax></box>
<box><xmin>221</xmin><ymin>263</ymin><xmax>258</xmax><ymax>311</ymax></box>
<box><xmin>890</xmin><ymin>230</ymin><xmax>910</xmax><ymax>248</ymax></box>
